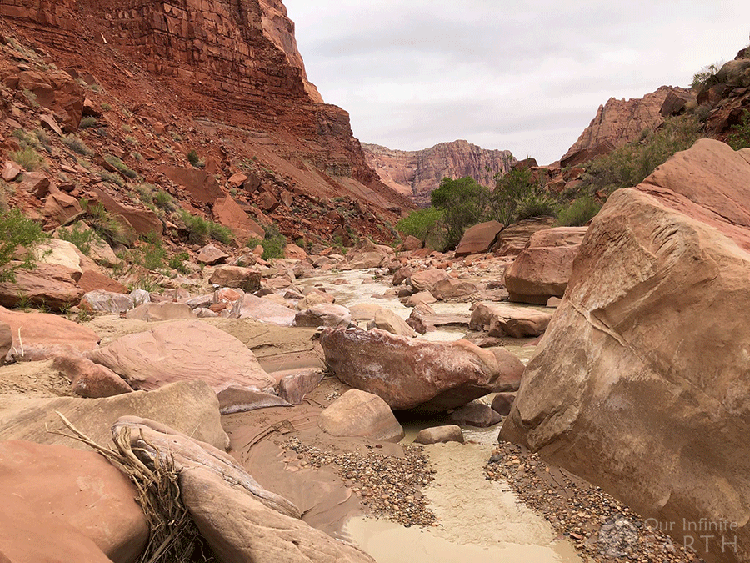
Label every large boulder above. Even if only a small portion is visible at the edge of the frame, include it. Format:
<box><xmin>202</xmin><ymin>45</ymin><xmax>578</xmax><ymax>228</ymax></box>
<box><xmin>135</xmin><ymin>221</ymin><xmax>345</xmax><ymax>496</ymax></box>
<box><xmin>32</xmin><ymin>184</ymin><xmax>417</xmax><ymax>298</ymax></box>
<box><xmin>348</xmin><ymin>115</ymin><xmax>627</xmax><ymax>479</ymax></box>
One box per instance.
<box><xmin>502</xmin><ymin>140</ymin><xmax>750</xmax><ymax>563</ymax></box>
<box><xmin>0</xmin><ymin>380</ymin><xmax>229</xmax><ymax>451</ymax></box>
<box><xmin>346</xmin><ymin>240</ymin><xmax>395</xmax><ymax>269</ymax></box>
<box><xmin>319</xmin><ymin>389</ymin><xmax>404</xmax><ymax>442</ymax></box>
<box><xmin>0</xmin><ymin>440</ymin><xmax>148</xmax><ymax>563</ymax></box>
<box><xmin>504</xmin><ymin>227</ymin><xmax>587</xmax><ymax>304</ymax></box>
<box><xmin>209</xmin><ymin>265</ymin><xmax>262</xmax><ymax>292</ymax></box>
<box><xmin>293</xmin><ymin>304</ymin><xmax>352</xmax><ymax>328</ymax></box>
<box><xmin>230</xmin><ymin>294</ymin><xmax>296</xmax><ymax>326</ymax></box>
<box><xmin>409</xmin><ymin>269</ymin><xmax>450</xmax><ymax>293</ymax></box>
<box><xmin>469</xmin><ymin>303</ymin><xmax>552</xmax><ymax>338</ymax></box>
<box><xmin>89</xmin><ymin>320</ymin><xmax>275</xmax><ymax>393</ymax></box>
<box><xmin>454</xmin><ymin>220</ymin><xmax>504</xmax><ymax>257</ymax></box>
<box><xmin>367</xmin><ymin>307</ymin><xmax>416</xmax><ymax>337</ymax></box>
<box><xmin>182</xmin><ymin>467</ymin><xmax>375</xmax><ymax>563</ymax></box>
<box><xmin>0</xmin><ymin>263</ymin><xmax>84</xmax><ymax>310</ymax></box>
<box><xmin>0</xmin><ymin>306</ymin><xmax>99</xmax><ymax>361</ymax></box>
<box><xmin>321</xmin><ymin>327</ymin><xmax>523</xmax><ymax>412</ymax></box>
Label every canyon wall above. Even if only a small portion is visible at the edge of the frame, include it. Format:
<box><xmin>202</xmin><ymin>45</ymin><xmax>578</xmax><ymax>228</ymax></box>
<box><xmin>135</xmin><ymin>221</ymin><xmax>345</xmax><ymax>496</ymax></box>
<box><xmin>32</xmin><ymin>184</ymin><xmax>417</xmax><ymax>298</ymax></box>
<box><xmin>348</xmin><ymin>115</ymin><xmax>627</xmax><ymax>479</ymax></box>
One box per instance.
<box><xmin>561</xmin><ymin>86</ymin><xmax>693</xmax><ymax>167</ymax></box>
<box><xmin>363</xmin><ymin>140</ymin><xmax>515</xmax><ymax>207</ymax></box>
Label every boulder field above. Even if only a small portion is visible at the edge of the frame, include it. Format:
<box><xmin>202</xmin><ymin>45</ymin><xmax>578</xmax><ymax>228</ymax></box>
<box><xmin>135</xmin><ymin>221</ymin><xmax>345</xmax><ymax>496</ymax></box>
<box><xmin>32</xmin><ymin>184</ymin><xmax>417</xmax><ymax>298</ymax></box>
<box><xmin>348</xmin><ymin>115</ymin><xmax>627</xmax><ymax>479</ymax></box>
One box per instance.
<box><xmin>502</xmin><ymin>139</ymin><xmax>750</xmax><ymax>563</ymax></box>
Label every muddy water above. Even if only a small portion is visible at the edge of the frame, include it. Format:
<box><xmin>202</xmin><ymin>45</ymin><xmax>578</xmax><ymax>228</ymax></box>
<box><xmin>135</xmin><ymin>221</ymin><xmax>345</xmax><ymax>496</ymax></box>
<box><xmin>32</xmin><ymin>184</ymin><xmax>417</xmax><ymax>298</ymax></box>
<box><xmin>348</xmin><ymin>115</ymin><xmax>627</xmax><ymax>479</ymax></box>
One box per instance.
<box><xmin>302</xmin><ymin>269</ymin><xmax>580</xmax><ymax>562</ymax></box>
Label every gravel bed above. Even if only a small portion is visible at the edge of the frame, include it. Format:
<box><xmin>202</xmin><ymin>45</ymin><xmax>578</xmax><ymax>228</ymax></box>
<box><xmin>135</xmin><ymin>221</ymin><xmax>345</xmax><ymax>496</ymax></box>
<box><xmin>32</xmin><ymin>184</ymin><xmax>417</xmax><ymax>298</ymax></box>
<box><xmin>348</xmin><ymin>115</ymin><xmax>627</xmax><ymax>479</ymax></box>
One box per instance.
<box><xmin>284</xmin><ymin>437</ymin><xmax>437</xmax><ymax>527</ymax></box>
<box><xmin>485</xmin><ymin>441</ymin><xmax>702</xmax><ymax>563</ymax></box>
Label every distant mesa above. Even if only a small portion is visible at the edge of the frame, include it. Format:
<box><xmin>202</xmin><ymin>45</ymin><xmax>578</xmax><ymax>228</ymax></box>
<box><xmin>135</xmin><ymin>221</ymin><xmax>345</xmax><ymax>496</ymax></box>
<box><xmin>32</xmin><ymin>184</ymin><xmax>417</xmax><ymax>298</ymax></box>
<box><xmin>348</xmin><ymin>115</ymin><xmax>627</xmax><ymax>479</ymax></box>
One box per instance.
<box><xmin>362</xmin><ymin>140</ymin><xmax>515</xmax><ymax>207</ymax></box>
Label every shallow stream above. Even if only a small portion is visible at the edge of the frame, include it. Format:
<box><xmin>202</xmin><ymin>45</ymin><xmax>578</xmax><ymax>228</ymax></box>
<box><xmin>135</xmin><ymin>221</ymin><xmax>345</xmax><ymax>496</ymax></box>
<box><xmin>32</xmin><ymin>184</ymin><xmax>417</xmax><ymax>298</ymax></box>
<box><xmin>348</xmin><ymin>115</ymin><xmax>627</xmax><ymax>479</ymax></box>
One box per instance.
<box><xmin>298</xmin><ymin>268</ymin><xmax>581</xmax><ymax>562</ymax></box>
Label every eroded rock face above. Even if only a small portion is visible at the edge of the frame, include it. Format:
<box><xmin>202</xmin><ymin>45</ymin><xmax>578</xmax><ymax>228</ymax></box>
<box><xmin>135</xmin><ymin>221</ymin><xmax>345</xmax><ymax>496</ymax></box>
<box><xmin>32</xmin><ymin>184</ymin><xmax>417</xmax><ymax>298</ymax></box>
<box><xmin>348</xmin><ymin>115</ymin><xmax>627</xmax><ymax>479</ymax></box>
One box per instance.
<box><xmin>0</xmin><ymin>440</ymin><xmax>148</xmax><ymax>563</ymax></box>
<box><xmin>320</xmin><ymin>327</ymin><xmax>519</xmax><ymax>412</ymax></box>
<box><xmin>454</xmin><ymin>220</ymin><xmax>504</xmax><ymax>257</ymax></box>
<box><xmin>469</xmin><ymin>303</ymin><xmax>552</xmax><ymax>338</ymax></box>
<box><xmin>502</xmin><ymin>140</ymin><xmax>750</xmax><ymax>563</ymax></box>
<box><xmin>561</xmin><ymin>86</ymin><xmax>693</xmax><ymax>167</ymax></box>
<box><xmin>363</xmin><ymin>140</ymin><xmax>514</xmax><ymax>206</ymax></box>
<box><xmin>504</xmin><ymin>227</ymin><xmax>587</xmax><ymax>304</ymax></box>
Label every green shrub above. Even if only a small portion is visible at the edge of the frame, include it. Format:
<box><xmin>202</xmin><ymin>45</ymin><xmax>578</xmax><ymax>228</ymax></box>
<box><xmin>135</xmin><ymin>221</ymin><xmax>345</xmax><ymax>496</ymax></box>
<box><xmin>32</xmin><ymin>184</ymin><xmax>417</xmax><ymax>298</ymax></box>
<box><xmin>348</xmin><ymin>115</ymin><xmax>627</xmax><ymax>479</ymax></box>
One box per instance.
<box><xmin>260</xmin><ymin>224</ymin><xmax>286</xmax><ymax>260</ymax></box>
<box><xmin>728</xmin><ymin>110</ymin><xmax>750</xmax><ymax>150</ymax></box>
<box><xmin>99</xmin><ymin>170</ymin><xmax>123</xmax><ymax>186</ymax></box>
<box><xmin>396</xmin><ymin>207</ymin><xmax>445</xmax><ymax>241</ymax></box>
<box><xmin>692</xmin><ymin>62</ymin><xmax>722</xmax><ymax>91</ymax></box>
<box><xmin>80</xmin><ymin>199</ymin><xmax>130</xmax><ymax>247</ymax></box>
<box><xmin>154</xmin><ymin>190</ymin><xmax>173</xmax><ymax>210</ymax></box>
<box><xmin>104</xmin><ymin>154</ymin><xmax>137</xmax><ymax>179</ymax></box>
<box><xmin>168</xmin><ymin>251</ymin><xmax>190</xmax><ymax>274</ymax></box>
<box><xmin>0</xmin><ymin>209</ymin><xmax>47</xmax><ymax>282</ymax></box>
<box><xmin>490</xmin><ymin>167</ymin><xmax>552</xmax><ymax>226</ymax></box>
<box><xmin>62</xmin><ymin>134</ymin><xmax>92</xmax><ymax>156</ymax></box>
<box><xmin>186</xmin><ymin>150</ymin><xmax>199</xmax><ymax>166</ymax></box>
<box><xmin>58</xmin><ymin>222</ymin><xmax>100</xmax><ymax>255</ymax></box>
<box><xmin>10</xmin><ymin>146</ymin><xmax>44</xmax><ymax>171</ymax></box>
<box><xmin>79</xmin><ymin>117</ymin><xmax>98</xmax><ymax>129</ymax></box>
<box><xmin>556</xmin><ymin>196</ymin><xmax>602</xmax><ymax>226</ymax></box>
<box><xmin>101</xmin><ymin>103</ymin><xmax>112</xmax><ymax>111</ymax></box>
<box><xmin>576</xmin><ymin>114</ymin><xmax>702</xmax><ymax>198</ymax></box>
<box><xmin>142</xmin><ymin>237</ymin><xmax>166</xmax><ymax>270</ymax></box>
<box><xmin>180</xmin><ymin>211</ymin><xmax>232</xmax><ymax>244</ymax></box>
<box><xmin>431</xmin><ymin>177</ymin><xmax>491</xmax><ymax>249</ymax></box>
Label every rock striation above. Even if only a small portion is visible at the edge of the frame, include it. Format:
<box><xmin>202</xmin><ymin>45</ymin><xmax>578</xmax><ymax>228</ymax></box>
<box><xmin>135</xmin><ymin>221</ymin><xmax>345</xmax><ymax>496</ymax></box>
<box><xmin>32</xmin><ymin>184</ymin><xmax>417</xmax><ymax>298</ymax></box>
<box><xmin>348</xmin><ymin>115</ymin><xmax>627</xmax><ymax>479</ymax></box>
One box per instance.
<box><xmin>502</xmin><ymin>139</ymin><xmax>750</xmax><ymax>563</ymax></box>
<box><xmin>363</xmin><ymin>140</ymin><xmax>515</xmax><ymax>206</ymax></box>
<box><xmin>561</xmin><ymin>86</ymin><xmax>693</xmax><ymax>167</ymax></box>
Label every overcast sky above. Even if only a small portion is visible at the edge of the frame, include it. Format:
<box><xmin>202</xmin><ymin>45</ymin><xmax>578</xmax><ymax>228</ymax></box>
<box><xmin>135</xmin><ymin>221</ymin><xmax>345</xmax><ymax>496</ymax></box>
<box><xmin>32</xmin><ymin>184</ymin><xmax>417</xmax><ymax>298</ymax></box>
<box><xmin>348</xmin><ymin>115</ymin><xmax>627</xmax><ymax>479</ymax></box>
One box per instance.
<box><xmin>283</xmin><ymin>1</ymin><xmax>750</xmax><ymax>165</ymax></box>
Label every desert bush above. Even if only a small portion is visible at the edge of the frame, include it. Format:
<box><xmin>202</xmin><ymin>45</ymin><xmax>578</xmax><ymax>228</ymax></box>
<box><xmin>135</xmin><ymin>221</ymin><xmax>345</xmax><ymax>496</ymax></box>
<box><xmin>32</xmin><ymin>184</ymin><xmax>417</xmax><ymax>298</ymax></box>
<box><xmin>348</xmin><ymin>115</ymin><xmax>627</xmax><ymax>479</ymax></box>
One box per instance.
<box><xmin>58</xmin><ymin>222</ymin><xmax>100</xmax><ymax>255</ymax></box>
<box><xmin>62</xmin><ymin>134</ymin><xmax>92</xmax><ymax>156</ymax></box>
<box><xmin>260</xmin><ymin>224</ymin><xmax>286</xmax><ymax>260</ymax></box>
<box><xmin>728</xmin><ymin>110</ymin><xmax>750</xmax><ymax>150</ymax></box>
<box><xmin>186</xmin><ymin>150</ymin><xmax>199</xmax><ymax>166</ymax></box>
<box><xmin>141</xmin><ymin>236</ymin><xmax>166</xmax><ymax>270</ymax></box>
<box><xmin>168</xmin><ymin>251</ymin><xmax>190</xmax><ymax>274</ymax></box>
<box><xmin>79</xmin><ymin>117</ymin><xmax>98</xmax><ymax>129</ymax></box>
<box><xmin>576</xmin><ymin>114</ymin><xmax>702</xmax><ymax>198</ymax></box>
<box><xmin>80</xmin><ymin>199</ymin><xmax>131</xmax><ymax>247</ymax></box>
<box><xmin>692</xmin><ymin>62</ymin><xmax>723</xmax><ymax>91</ymax></box>
<box><xmin>396</xmin><ymin>207</ymin><xmax>445</xmax><ymax>242</ymax></box>
<box><xmin>10</xmin><ymin>146</ymin><xmax>44</xmax><ymax>171</ymax></box>
<box><xmin>431</xmin><ymin>177</ymin><xmax>491</xmax><ymax>249</ymax></box>
<box><xmin>556</xmin><ymin>196</ymin><xmax>602</xmax><ymax>226</ymax></box>
<box><xmin>180</xmin><ymin>211</ymin><xmax>232</xmax><ymax>245</ymax></box>
<box><xmin>0</xmin><ymin>209</ymin><xmax>47</xmax><ymax>282</ymax></box>
<box><xmin>104</xmin><ymin>154</ymin><xmax>137</xmax><ymax>179</ymax></box>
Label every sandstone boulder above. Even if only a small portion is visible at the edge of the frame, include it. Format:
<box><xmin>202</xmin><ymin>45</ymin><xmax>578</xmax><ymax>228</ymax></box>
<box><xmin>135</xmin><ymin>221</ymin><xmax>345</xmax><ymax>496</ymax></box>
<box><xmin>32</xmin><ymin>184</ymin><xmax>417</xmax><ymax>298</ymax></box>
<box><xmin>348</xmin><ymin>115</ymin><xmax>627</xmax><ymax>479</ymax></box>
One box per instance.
<box><xmin>0</xmin><ymin>322</ymin><xmax>11</xmax><ymax>364</ymax></box>
<box><xmin>409</xmin><ymin>268</ymin><xmax>450</xmax><ymax>293</ymax></box>
<box><xmin>491</xmin><ymin>392</ymin><xmax>516</xmax><ymax>416</ymax></box>
<box><xmin>469</xmin><ymin>303</ymin><xmax>552</xmax><ymax>338</ymax></box>
<box><xmin>182</xmin><ymin>467</ymin><xmax>375</xmax><ymax>563</ymax></box>
<box><xmin>80</xmin><ymin>289</ymin><xmax>134</xmax><ymax>314</ymax></box>
<box><xmin>0</xmin><ymin>306</ymin><xmax>99</xmax><ymax>361</ymax></box>
<box><xmin>431</xmin><ymin>278</ymin><xmax>478</xmax><ymax>301</ymax></box>
<box><xmin>367</xmin><ymin>307</ymin><xmax>416</xmax><ymax>337</ymax></box>
<box><xmin>454</xmin><ymin>220</ymin><xmax>504</xmax><ymax>257</ymax></box>
<box><xmin>504</xmin><ymin>227</ymin><xmax>587</xmax><ymax>304</ymax></box>
<box><xmin>197</xmin><ymin>243</ymin><xmax>229</xmax><ymax>265</ymax></box>
<box><xmin>294</xmin><ymin>304</ymin><xmax>352</xmax><ymax>328</ymax></box>
<box><xmin>450</xmin><ymin>401</ymin><xmax>501</xmax><ymax>427</ymax></box>
<box><xmin>0</xmin><ymin>380</ymin><xmax>229</xmax><ymax>451</ymax></box>
<box><xmin>296</xmin><ymin>289</ymin><xmax>335</xmax><ymax>310</ymax></box>
<box><xmin>217</xmin><ymin>387</ymin><xmax>290</xmax><ymax>415</ymax></box>
<box><xmin>90</xmin><ymin>320</ymin><xmax>275</xmax><ymax>393</ymax></box>
<box><xmin>321</xmin><ymin>327</ymin><xmax>519</xmax><ymax>412</ymax></box>
<box><xmin>230</xmin><ymin>294</ymin><xmax>296</xmax><ymax>326</ymax></box>
<box><xmin>125</xmin><ymin>302</ymin><xmax>195</xmax><ymax>321</ymax></box>
<box><xmin>52</xmin><ymin>354</ymin><xmax>132</xmax><ymax>398</ymax></box>
<box><xmin>413</xmin><ymin>425</ymin><xmax>464</xmax><ymax>445</ymax></box>
<box><xmin>0</xmin><ymin>440</ymin><xmax>148</xmax><ymax>563</ymax></box>
<box><xmin>319</xmin><ymin>389</ymin><xmax>404</xmax><ymax>442</ymax></box>
<box><xmin>346</xmin><ymin>240</ymin><xmax>394</xmax><ymax>269</ymax></box>
<box><xmin>276</xmin><ymin>369</ymin><xmax>324</xmax><ymax>404</ymax></box>
<box><xmin>209</xmin><ymin>265</ymin><xmax>262</xmax><ymax>291</ymax></box>
<box><xmin>212</xmin><ymin>195</ymin><xmax>265</xmax><ymax>241</ymax></box>
<box><xmin>0</xmin><ymin>263</ymin><xmax>84</xmax><ymax>310</ymax></box>
<box><xmin>502</xmin><ymin>139</ymin><xmax>750</xmax><ymax>563</ymax></box>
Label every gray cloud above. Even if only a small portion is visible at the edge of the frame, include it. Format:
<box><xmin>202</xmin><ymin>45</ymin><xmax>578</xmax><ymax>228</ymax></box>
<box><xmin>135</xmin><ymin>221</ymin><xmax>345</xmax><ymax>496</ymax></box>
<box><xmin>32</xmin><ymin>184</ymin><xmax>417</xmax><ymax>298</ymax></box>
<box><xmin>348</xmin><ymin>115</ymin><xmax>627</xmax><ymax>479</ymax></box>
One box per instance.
<box><xmin>284</xmin><ymin>0</ymin><xmax>750</xmax><ymax>164</ymax></box>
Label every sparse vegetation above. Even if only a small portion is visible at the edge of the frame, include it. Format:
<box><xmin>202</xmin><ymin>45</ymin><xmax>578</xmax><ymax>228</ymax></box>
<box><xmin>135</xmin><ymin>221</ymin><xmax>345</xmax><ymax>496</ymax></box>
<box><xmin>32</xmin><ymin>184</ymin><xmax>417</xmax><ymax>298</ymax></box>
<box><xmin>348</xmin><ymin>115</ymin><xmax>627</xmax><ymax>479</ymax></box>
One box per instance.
<box><xmin>186</xmin><ymin>150</ymin><xmax>200</xmax><ymax>167</ymax></box>
<box><xmin>555</xmin><ymin>196</ymin><xmax>602</xmax><ymax>227</ymax></box>
<box><xmin>79</xmin><ymin>116</ymin><xmax>98</xmax><ymax>129</ymax></box>
<box><xmin>396</xmin><ymin>207</ymin><xmax>445</xmax><ymax>246</ymax></box>
<box><xmin>10</xmin><ymin>146</ymin><xmax>44</xmax><ymax>171</ymax></box>
<box><xmin>259</xmin><ymin>224</ymin><xmax>286</xmax><ymax>260</ymax></box>
<box><xmin>574</xmin><ymin>114</ymin><xmax>702</xmax><ymax>198</ymax></box>
<box><xmin>62</xmin><ymin>134</ymin><xmax>93</xmax><ymax>156</ymax></box>
<box><xmin>491</xmin><ymin>168</ymin><xmax>556</xmax><ymax>226</ymax></box>
<box><xmin>0</xmin><ymin>209</ymin><xmax>47</xmax><ymax>283</ymax></box>
<box><xmin>58</xmin><ymin>222</ymin><xmax>100</xmax><ymax>255</ymax></box>
<box><xmin>180</xmin><ymin>211</ymin><xmax>232</xmax><ymax>245</ymax></box>
<box><xmin>728</xmin><ymin>110</ymin><xmax>750</xmax><ymax>150</ymax></box>
<box><xmin>80</xmin><ymin>199</ymin><xmax>131</xmax><ymax>247</ymax></box>
<box><xmin>168</xmin><ymin>251</ymin><xmax>190</xmax><ymax>274</ymax></box>
<box><xmin>104</xmin><ymin>154</ymin><xmax>137</xmax><ymax>179</ymax></box>
<box><xmin>141</xmin><ymin>234</ymin><xmax>166</xmax><ymax>270</ymax></box>
<box><xmin>692</xmin><ymin>62</ymin><xmax>723</xmax><ymax>91</ymax></box>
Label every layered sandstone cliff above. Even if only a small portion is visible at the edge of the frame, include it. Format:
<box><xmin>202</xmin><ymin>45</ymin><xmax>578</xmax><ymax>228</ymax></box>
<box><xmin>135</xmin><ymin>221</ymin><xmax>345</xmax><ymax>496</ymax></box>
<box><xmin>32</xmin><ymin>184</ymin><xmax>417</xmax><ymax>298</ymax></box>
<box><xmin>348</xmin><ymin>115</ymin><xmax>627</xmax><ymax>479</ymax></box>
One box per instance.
<box><xmin>0</xmin><ymin>0</ymin><xmax>411</xmax><ymax>217</ymax></box>
<box><xmin>561</xmin><ymin>86</ymin><xmax>693</xmax><ymax>167</ymax></box>
<box><xmin>363</xmin><ymin>140</ymin><xmax>515</xmax><ymax>207</ymax></box>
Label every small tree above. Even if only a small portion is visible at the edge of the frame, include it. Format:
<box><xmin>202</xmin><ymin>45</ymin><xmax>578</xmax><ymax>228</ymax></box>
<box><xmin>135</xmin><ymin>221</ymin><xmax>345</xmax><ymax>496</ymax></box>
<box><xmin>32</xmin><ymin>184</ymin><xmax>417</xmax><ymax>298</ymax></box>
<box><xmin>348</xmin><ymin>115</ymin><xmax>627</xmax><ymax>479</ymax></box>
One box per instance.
<box><xmin>430</xmin><ymin>177</ymin><xmax>491</xmax><ymax>249</ymax></box>
<box><xmin>0</xmin><ymin>209</ymin><xmax>47</xmax><ymax>282</ymax></box>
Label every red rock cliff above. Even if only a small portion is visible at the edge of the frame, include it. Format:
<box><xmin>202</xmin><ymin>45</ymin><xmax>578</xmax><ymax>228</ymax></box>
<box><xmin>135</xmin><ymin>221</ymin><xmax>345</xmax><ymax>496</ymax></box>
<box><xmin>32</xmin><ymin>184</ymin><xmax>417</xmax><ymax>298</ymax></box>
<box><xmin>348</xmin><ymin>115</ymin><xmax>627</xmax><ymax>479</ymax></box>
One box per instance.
<box><xmin>0</xmin><ymin>0</ymin><xmax>411</xmax><ymax>214</ymax></box>
<box><xmin>362</xmin><ymin>140</ymin><xmax>515</xmax><ymax>207</ymax></box>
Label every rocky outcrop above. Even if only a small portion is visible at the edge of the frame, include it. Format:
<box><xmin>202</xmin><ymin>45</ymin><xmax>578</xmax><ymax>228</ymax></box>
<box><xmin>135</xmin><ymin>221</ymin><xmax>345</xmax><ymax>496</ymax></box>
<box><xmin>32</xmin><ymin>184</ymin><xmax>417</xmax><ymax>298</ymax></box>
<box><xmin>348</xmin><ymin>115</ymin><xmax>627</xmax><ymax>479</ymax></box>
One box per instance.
<box><xmin>363</xmin><ymin>140</ymin><xmax>515</xmax><ymax>206</ymax></box>
<box><xmin>502</xmin><ymin>140</ymin><xmax>750</xmax><ymax>563</ymax></box>
<box><xmin>469</xmin><ymin>303</ymin><xmax>552</xmax><ymax>338</ymax></box>
<box><xmin>504</xmin><ymin>227</ymin><xmax>587</xmax><ymax>304</ymax></box>
<box><xmin>319</xmin><ymin>389</ymin><xmax>404</xmax><ymax>442</ymax></box>
<box><xmin>454</xmin><ymin>220</ymin><xmax>504</xmax><ymax>257</ymax></box>
<box><xmin>321</xmin><ymin>327</ymin><xmax>524</xmax><ymax>412</ymax></box>
<box><xmin>561</xmin><ymin>86</ymin><xmax>693</xmax><ymax>167</ymax></box>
